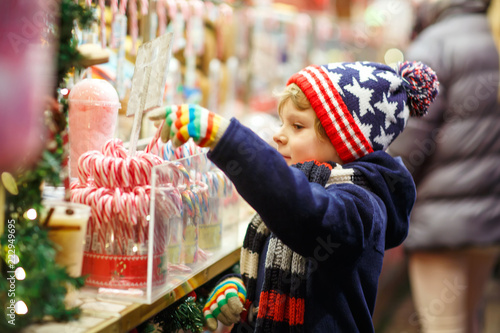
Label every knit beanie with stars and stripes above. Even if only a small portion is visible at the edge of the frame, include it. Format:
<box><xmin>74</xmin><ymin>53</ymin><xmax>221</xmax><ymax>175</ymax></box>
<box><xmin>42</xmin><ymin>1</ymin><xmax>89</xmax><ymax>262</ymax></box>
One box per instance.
<box><xmin>287</xmin><ymin>61</ymin><xmax>439</xmax><ymax>164</ymax></box>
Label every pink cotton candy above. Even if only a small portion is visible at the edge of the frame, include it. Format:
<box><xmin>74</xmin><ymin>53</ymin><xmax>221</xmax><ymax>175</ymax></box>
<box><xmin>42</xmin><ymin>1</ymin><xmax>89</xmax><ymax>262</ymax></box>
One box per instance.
<box><xmin>68</xmin><ymin>79</ymin><xmax>121</xmax><ymax>178</ymax></box>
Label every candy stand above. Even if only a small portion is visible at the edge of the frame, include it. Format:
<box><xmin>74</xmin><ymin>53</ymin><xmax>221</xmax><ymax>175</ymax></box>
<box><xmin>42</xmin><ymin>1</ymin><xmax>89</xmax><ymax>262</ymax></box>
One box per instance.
<box><xmin>2</xmin><ymin>0</ymin><xmax>431</xmax><ymax>332</ymax></box>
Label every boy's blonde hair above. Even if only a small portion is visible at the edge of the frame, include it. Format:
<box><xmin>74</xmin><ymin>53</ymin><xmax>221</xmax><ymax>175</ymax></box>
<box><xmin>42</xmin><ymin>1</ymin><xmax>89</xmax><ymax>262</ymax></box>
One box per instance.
<box><xmin>276</xmin><ymin>83</ymin><xmax>328</xmax><ymax>140</ymax></box>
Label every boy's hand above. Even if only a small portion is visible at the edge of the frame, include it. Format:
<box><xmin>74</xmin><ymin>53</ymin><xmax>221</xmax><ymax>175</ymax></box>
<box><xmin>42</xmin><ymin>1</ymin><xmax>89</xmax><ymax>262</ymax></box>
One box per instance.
<box><xmin>203</xmin><ymin>277</ymin><xmax>246</xmax><ymax>331</ymax></box>
<box><xmin>148</xmin><ymin>104</ymin><xmax>229</xmax><ymax>149</ymax></box>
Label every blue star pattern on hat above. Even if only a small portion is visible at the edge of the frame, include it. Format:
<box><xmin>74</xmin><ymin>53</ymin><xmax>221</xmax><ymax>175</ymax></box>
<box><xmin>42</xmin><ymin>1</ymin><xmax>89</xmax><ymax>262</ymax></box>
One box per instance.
<box><xmin>327</xmin><ymin>62</ymin><xmax>408</xmax><ymax>152</ymax></box>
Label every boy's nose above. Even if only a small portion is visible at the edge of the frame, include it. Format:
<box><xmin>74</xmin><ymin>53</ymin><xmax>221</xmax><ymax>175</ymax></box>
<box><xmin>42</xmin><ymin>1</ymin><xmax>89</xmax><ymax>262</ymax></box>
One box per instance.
<box><xmin>273</xmin><ymin>132</ymin><xmax>287</xmax><ymax>145</ymax></box>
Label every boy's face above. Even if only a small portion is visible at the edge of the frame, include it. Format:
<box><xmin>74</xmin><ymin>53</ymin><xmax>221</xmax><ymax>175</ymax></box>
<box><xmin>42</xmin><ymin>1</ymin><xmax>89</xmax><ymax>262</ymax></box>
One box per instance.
<box><xmin>273</xmin><ymin>101</ymin><xmax>342</xmax><ymax>166</ymax></box>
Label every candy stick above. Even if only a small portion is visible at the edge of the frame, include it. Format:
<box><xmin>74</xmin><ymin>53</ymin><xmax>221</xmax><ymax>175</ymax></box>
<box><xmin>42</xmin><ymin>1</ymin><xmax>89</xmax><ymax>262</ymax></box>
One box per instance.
<box><xmin>119</xmin><ymin>0</ymin><xmax>128</xmax><ymax>15</ymax></box>
<box><xmin>216</xmin><ymin>3</ymin><xmax>233</xmax><ymax>60</ymax></box>
<box><xmin>163</xmin><ymin>141</ymin><xmax>175</xmax><ymax>161</ymax></box>
<box><xmin>157</xmin><ymin>0</ymin><xmax>166</xmax><ymax>35</ymax></box>
<box><xmin>145</xmin><ymin>119</ymin><xmax>164</xmax><ymax>154</ymax></box>
<box><xmin>190</xmin><ymin>0</ymin><xmax>205</xmax><ymax>56</ymax></box>
<box><xmin>129</xmin><ymin>0</ymin><xmax>138</xmax><ymax>55</ymax></box>
<box><xmin>140</xmin><ymin>0</ymin><xmax>148</xmax><ymax>15</ymax></box>
<box><xmin>172</xmin><ymin>162</ymin><xmax>190</xmax><ymax>186</ymax></box>
<box><xmin>110</xmin><ymin>0</ymin><xmax>119</xmax><ymax>47</ymax></box>
<box><xmin>166</xmin><ymin>0</ymin><xmax>177</xmax><ymax>26</ymax></box>
<box><xmin>99</xmin><ymin>0</ymin><xmax>106</xmax><ymax>48</ymax></box>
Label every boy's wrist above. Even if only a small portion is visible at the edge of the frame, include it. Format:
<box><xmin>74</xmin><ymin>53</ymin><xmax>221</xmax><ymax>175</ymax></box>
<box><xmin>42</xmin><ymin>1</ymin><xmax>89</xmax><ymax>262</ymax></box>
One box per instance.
<box><xmin>208</xmin><ymin>116</ymin><xmax>230</xmax><ymax>150</ymax></box>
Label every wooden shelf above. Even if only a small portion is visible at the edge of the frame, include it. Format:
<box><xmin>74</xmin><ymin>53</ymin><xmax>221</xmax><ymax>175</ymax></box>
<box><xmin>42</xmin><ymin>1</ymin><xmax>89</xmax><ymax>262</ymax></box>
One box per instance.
<box><xmin>87</xmin><ymin>247</ymin><xmax>241</xmax><ymax>333</ymax></box>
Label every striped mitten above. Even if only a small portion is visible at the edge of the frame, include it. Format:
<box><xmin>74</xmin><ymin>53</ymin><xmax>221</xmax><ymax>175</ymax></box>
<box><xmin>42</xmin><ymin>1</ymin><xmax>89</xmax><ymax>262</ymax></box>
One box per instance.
<box><xmin>203</xmin><ymin>277</ymin><xmax>247</xmax><ymax>331</ymax></box>
<box><xmin>148</xmin><ymin>104</ymin><xmax>229</xmax><ymax>149</ymax></box>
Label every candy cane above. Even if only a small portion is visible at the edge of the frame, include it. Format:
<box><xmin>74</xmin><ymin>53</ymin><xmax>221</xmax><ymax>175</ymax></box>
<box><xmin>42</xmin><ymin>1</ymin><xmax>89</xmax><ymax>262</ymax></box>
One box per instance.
<box><xmin>166</xmin><ymin>0</ymin><xmax>177</xmax><ymax>23</ymax></box>
<box><xmin>177</xmin><ymin>0</ymin><xmax>190</xmax><ymax>20</ymax></box>
<box><xmin>140</xmin><ymin>0</ymin><xmax>148</xmax><ymax>15</ymax></box>
<box><xmin>119</xmin><ymin>0</ymin><xmax>128</xmax><ymax>16</ymax></box>
<box><xmin>190</xmin><ymin>0</ymin><xmax>205</xmax><ymax>55</ymax></box>
<box><xmin>171</xmin><ymin>162</ymin><xmax>190</xmax><ymax>186</ymax></box>
<box><xmin>99</xmin><ymin>0</ymin><xmax>106</xmax><ymax>48</ymax></box>
<box><xmin>145</xmin><ymin>119</ymin><xmax>164</xmax><ymax>154</ymax></box>
<box><xmin>216</xmin><ymin>3</ymin><xmax>234</xmax><ymax>59</ymax></box>
<box><xmin>129</xmin><ymin>0</ymin><xmax>138</xmax><ymax>55</ymax></box>
<box><xmin>157</xmin><ymin>0</ymin><xmax>166</xmax><ymax>36</ymax></box>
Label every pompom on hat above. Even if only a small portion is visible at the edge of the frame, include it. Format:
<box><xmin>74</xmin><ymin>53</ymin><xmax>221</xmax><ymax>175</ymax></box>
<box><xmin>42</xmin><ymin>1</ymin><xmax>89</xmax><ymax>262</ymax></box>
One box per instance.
<box><xmin>287</xmin><ymin>61</ymin><xmax>439</xmax><ymax>163</ymax></box>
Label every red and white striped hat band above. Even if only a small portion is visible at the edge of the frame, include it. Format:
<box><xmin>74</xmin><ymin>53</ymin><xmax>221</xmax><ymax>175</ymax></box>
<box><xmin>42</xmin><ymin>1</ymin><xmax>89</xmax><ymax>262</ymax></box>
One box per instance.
<box><xmin>287</xmin><ymin>65</ymin><xmax>374</xmax><ymax>163</ymax></box>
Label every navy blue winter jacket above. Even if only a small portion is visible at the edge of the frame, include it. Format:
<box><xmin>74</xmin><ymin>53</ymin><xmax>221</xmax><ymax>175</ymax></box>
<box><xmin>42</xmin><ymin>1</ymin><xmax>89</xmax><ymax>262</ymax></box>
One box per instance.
<box><xmin>208</xmin><ymin>118</ymin><xmax>415</xmax><ymax>332</ymax></box>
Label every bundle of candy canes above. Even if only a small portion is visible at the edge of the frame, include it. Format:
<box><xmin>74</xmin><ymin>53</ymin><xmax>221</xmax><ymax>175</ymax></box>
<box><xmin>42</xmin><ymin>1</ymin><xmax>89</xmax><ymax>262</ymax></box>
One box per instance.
<box><xmin>71</xmin><ymin>138</ymin><xmax>173</xmax><ymax>256</ymax></box>
<box><xmin>70</xmin><ymin>136</ymin><xmax>216</xmax><ymax>267</ymax></box>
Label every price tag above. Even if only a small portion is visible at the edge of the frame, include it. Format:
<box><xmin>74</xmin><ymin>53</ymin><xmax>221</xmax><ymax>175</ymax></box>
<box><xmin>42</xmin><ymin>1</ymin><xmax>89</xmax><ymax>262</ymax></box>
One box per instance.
<box><xmin>199</xmin><ymin>223</ymin><xmax>222</xmax><ymax>250</ymax></box>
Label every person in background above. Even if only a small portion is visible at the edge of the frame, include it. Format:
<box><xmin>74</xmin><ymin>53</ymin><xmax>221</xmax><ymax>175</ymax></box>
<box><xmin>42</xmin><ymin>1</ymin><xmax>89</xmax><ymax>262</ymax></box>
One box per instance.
<box><xmin>388</xmin><ymin>0</ymin><xmax>500</xmax><ymax>332</ymax></box>
<box><xmin>149</xmin><ymin>60</ymin><xmax>438</xmax><ymax>332</ymax></box>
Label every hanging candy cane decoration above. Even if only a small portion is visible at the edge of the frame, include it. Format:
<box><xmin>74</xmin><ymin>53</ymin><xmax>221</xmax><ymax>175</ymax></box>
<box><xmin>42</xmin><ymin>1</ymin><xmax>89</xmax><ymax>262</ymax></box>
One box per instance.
<box><xmin>110</xmin><ymin>0</ymin><xmax>119</xmax><ymax>47</ymax></box>
<box><xmin>166</xmin><ymin>0</ymin><xmax>177</xmax><ymax>25</ymax></box>
<box><xmin>129</xmin><ymin>0</ymin><xmax>138</xmax><ymax>55</ymax></box>
<box><xmin>216</xmin><ymin>3</ymin><xmax>233</xmax><ymax>60</ymax></box>
<box><xmin>140</xmin><ymin>0</ymin><xmax>149</xmax><ymax>15</ymax></box>
<box><xmin>157</xmin><ymin>0</ymin><xmax>167</xmax><ymax>35</ymax></box>
<box><xmin>177</xmin><ymin>0</ymin><xmax>190</xmax><ymax>22</ymax></box>
<box><xmin>190</xmin><ymin>0</ymin><xmax>205</xmax><ymax>56</ymax></box>
<box><xmin>119</xmin><ymin>0</ymin><xmax>128</xmax><ymax>15</ymax></box>
<box><xmin>99</xmin><ymin>0</ymin><xmax>106</xmax><ymax>48</ymax></box>
<box><xmin>204</xmin><ymin>1</ymin><xmax>216</xmax><ymax>22</ymax></box>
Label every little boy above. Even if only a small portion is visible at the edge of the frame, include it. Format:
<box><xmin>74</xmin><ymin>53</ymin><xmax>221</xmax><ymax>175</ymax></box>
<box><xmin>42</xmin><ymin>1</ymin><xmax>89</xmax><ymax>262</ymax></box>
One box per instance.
<box><xmin>149</xmin><ymin>61</ymin><xmax>438</xmax><ymax>332</ymax></box>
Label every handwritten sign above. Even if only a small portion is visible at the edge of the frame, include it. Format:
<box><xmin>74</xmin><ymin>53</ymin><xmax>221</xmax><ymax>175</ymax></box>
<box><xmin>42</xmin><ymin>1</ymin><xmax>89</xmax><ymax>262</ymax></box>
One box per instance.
<box><xmin>127</xmin><ymin>32</ymin><xmax>173</xmax><ymax>155</ymax></box>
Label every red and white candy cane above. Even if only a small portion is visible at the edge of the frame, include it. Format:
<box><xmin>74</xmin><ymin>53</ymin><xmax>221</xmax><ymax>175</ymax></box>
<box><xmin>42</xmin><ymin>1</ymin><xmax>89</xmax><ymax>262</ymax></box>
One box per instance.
<box><xmin>177</xmin><ymin>0</ymin><xmax>190</xmax><ymax>21</ymax></box>
<box><xmin>190</xmin><ymin>0</ymin><xmax>205</xmax><ymax>55</ymax></box>
<box><xmin>140</xmin><ymin>0</ymin><xmax>148</xmax><ymax>15</ymax></box>
<box><xmin>216</xmin><ymin>3</ymin><xmax>233</xmax><ymax>59</ymax></box>
<box><xmin>102</xmin><ymin>138</ymin><xmax>128</xmax><ymax>158</ymax></box>
<box><xmin>166</xmin><ymin>0</ymin><xmax>177</xmax><ymax>23</ymax></box>
<box><xmin>100</xmin><ymin>192</ymin><xmax>115</xmax><ymax>253</ymax></box>
<box><xmin>99</xmin><ymin>0</ymin><xmax>106</xmax><ymax>48</ymax></box>
<box><xmin>114</xmin><ymin>188</ymin><xmax>135</xmax><ymax>254</ymax></box>
<box><xmin>157</xmin><ymin>0</ymin><xmax>167</xmax><ymax>36</ymax></box>
<box><xmin>119</xmin><ymin>0</ymin><xmax>128</xmax><ymax>15</ymax></box>
<box><xmin>129</xmin><ymin>0</ymin><xmax>138</xmax><ymax>55</ymax></box>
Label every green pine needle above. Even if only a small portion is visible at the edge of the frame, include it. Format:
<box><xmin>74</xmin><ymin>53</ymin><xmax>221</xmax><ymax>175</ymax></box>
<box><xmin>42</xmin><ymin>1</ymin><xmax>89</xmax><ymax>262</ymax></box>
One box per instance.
<box><xmin>149</xmin><ymin>296</ymin><xmax>204</xmax><ymax>333</ymax></box>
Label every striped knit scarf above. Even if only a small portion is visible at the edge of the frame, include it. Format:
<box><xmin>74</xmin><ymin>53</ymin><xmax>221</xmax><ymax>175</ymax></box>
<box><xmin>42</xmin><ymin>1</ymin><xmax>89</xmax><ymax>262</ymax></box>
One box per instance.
<box><xmin>240</xmin><ymin>160</ymin><xmax>370</xmax><ymax>333</ymax></box>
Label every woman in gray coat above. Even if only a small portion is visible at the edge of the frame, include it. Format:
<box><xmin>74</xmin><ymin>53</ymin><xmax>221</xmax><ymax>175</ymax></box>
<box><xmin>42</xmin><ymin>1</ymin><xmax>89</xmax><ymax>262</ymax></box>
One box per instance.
<box><xmin>389</xmin><ymin>0</ymin><xmax>500</xmax><ymax>331</ymax></box>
